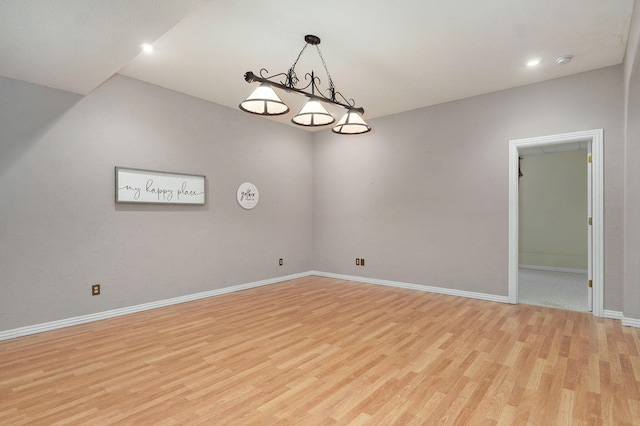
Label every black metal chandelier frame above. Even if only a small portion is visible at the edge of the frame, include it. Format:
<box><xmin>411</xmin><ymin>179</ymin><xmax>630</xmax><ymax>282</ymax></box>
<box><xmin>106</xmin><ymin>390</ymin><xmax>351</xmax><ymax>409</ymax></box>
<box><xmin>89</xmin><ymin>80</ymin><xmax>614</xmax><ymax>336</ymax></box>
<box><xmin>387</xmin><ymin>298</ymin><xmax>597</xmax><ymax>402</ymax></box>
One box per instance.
<box><xmin>242</xmin><ymin>34</ymin><xmax>365</xmax><ymax>116</ymax></box>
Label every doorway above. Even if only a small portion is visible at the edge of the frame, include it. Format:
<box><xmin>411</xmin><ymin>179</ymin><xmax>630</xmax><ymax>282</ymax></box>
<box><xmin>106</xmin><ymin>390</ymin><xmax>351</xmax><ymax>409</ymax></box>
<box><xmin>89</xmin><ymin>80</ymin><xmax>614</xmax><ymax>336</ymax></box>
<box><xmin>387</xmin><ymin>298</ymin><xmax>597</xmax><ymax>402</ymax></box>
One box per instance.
<box><xmin>518</xmin><ymin>145</ymin><xmax>588</xmax><ymax>311</ymax></box>
<box><xmin>508</xmin><ymin>129</ymin><xmax>603</xmax><ymax>317</ymax></box>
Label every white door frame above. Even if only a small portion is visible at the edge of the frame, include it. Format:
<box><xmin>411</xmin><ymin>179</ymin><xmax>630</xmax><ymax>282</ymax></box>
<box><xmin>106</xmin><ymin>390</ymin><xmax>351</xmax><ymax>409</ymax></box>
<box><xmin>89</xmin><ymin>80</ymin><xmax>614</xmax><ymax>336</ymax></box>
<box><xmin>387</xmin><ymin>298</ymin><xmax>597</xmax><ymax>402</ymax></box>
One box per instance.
<box><xmin>508</xmin><ymin>129</ymin><xmax>604</xmax><ymax>316</ymax></box>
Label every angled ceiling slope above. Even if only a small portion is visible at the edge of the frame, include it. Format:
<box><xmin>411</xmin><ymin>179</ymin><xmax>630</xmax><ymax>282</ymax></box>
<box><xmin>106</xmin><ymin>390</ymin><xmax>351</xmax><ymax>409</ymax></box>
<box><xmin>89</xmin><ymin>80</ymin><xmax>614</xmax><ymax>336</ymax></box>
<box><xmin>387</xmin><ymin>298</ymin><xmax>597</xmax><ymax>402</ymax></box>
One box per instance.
<box><xmin>0</xmin><ymin>0</ymin><xmax>635</xmax><ymax>128</ymax></box>
<box><xmin>0</xmin><ymin>0</ymin><xmax>200</xmax><ymax>95</ymax></box>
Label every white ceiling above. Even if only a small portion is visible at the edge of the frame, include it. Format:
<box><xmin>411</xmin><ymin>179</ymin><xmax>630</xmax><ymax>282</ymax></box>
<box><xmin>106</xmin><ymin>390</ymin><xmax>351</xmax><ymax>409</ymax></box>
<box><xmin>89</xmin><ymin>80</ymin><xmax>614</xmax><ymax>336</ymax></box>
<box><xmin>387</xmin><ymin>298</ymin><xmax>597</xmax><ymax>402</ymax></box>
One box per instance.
<box><xmin>0</xmin><ymin>0</ymin><xmax>635</xmax><ymax>131</ymax></box>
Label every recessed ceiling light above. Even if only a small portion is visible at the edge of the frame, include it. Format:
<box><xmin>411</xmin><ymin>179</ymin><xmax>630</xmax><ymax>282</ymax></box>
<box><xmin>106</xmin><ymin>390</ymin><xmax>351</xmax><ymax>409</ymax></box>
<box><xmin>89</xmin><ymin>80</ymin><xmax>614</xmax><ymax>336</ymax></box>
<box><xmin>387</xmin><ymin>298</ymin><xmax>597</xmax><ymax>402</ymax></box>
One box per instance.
<box><xmin>526</xmin><ymin>59</ymin><xmax>541</xmax><ymax>67</ymax></box>
<box><xmin>556</xmin><ymin>55</ymin><xmax>573</xmax><ymax>65</ymax></box>
<box><xmin>141</xmin><ymin>43</ymin><xmax>154</xmax><ymax>54</ymax></box>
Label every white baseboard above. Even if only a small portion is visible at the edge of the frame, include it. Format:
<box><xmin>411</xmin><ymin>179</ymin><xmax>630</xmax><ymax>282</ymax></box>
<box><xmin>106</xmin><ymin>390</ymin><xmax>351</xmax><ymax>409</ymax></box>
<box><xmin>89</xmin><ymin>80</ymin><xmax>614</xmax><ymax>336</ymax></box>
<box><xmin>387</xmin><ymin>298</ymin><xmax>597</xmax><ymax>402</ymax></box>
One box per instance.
<box><xmin>312</xmin><ymin>272</ymin><xmax>639</xmax><ymax>327</ymax></box>
<box><xmin>622</xmin><ymin>316</ymin><xmax>640</xmax><ymax>328</ymax></box>
<box><xmin>310</xmin><ymin>271</ymin><xmax>510</xmax><ymax>304</ymax></box>
<box><xmin>3</xmin><ymin>271</ymin><xmax>636</xmax><ymax>341</ymax></box>
<box><xmin>604</xmin><ymin>310</ymin><xmax>623</xmax><ymax>320</ymax></box>
<box><xmin>0</xmin><ymin>272</ymin><xmax>312</xmax><ymax>342</ymax></box>
<box><xmin>519</xmin><ymin>265</ymin><xmax>588</xmax><ymax>274</ymax></box>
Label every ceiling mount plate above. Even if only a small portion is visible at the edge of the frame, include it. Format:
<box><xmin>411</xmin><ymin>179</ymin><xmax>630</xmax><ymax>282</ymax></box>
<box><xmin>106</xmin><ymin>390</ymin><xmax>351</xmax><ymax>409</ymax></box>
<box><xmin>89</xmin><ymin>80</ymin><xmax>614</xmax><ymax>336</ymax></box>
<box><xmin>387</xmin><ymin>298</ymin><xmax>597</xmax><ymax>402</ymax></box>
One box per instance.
<box><xmin>305</xmin><ymin>34</ymin><xmax>321</xmax><ymax>45</ymax></box>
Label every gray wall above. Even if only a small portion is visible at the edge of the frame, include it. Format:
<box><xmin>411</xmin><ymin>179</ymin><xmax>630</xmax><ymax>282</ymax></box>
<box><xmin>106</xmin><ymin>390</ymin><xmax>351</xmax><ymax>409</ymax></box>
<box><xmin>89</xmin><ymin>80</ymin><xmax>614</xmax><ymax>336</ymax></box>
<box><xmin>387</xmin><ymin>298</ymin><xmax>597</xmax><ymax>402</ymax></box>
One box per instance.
<box><xmin>1</xmin><ymin>63</ymin><xmax>632</xmax><ymax>333</ymax></box>
<box><xmin>0</xmin><ymin>75</ymin><xmax>313</xmax><ymax>331</ymax></box>
<box><xmin>313</xmin><ymin>65</ymin><xmax>624</xmax><ymax>310</ymax></box>
<box><xmin>624</xmin><ymin>0</ymin><xmax>640</xmax><ymax>320</ymax></box>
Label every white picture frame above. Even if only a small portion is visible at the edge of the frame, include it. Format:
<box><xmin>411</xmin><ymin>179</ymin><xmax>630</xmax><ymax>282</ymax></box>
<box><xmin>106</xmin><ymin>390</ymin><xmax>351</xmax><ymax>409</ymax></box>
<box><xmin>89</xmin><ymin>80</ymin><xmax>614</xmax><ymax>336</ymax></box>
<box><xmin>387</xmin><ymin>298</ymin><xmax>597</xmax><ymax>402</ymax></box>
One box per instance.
<box><xmin>115</xmin><ymin>167</ymin><xmax>205</xmax><ymax>205</ymax></box>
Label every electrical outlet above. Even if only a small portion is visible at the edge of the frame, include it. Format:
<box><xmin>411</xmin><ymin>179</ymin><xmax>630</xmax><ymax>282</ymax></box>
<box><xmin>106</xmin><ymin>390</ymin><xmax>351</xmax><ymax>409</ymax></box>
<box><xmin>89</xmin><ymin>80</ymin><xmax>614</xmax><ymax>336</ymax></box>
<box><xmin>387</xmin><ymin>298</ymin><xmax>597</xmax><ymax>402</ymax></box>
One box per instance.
<box><xmin>356</xmin><ymin>258</ymin><xmax>360</xmax><ymax>266</ymax></box>
<box><xmin>279</xmin><ymin>258</ymin><xmax>283</xmax><ymax>266</ymax></box>
<box><xmin>92</xmin><ymin>284</ymin><xmax>101</xmax><ymax>296</ymax></box>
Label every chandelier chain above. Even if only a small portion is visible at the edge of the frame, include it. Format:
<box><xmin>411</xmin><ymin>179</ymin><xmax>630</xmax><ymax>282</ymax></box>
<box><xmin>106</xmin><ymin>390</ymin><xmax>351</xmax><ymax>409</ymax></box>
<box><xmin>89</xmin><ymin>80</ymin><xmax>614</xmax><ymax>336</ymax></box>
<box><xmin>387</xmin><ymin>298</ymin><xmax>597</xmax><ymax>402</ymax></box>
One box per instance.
<box><xmin>287</xmin><ymin>43</ymin><xmax>310</xmax><ymax>87</ymax></box>
<box><xmin>315</xmin><ymin>45</ymin><xmax>335</xmax><ymax>92</ymax></box>
<box><xmin>287</xmin><ymin>41</ymin><xmax>336</xmax><ymax>99</ymax></box>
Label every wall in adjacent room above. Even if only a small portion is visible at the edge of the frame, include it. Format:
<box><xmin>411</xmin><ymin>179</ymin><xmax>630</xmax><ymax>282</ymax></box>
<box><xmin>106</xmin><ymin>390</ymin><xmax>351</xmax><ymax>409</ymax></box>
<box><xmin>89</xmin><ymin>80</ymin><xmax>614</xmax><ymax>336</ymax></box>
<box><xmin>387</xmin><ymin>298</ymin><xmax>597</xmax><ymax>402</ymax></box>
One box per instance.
<box><xmin>519</xmin><ymin>150</ymin><xmax>588</xmax><ymax>271</ymax></box>
<box><xmin>0</xmin><ymin>75</ymin><xmax>313</xmax><ymax>331</ymax></box>
<box><xmin>313</xmin><ymin>65</ymin><xmax>624</xmax><ymax>311</ymax></box>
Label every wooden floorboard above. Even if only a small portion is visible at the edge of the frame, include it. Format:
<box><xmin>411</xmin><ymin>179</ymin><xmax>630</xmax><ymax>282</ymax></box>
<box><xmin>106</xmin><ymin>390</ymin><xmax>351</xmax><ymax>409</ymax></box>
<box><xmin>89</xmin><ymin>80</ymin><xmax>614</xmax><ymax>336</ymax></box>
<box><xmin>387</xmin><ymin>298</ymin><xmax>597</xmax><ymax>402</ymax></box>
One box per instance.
<box><xmin>1</xmin><ymin>276</ymin><xmax>640</xmax><ymax>424</ymax></box>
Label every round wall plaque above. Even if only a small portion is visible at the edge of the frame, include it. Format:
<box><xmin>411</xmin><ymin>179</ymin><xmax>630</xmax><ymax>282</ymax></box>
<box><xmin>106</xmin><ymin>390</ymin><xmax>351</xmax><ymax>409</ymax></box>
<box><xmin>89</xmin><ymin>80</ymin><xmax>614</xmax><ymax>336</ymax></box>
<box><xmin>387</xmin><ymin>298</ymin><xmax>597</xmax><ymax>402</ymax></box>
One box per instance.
<box><xmin>237</xmin><ymin>182</ymin><xmax>259</xmax><ymax>209</ymax></box>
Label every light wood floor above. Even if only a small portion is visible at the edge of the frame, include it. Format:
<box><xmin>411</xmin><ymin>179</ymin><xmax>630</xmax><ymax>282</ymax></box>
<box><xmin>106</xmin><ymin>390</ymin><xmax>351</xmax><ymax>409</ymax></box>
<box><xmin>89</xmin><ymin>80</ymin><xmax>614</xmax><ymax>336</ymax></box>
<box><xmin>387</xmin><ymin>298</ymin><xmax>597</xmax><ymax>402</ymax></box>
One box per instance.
<box><xmin>2</xmin><ymin>277</ymin><xmax>640</xmax><ymax>425</ymax></box>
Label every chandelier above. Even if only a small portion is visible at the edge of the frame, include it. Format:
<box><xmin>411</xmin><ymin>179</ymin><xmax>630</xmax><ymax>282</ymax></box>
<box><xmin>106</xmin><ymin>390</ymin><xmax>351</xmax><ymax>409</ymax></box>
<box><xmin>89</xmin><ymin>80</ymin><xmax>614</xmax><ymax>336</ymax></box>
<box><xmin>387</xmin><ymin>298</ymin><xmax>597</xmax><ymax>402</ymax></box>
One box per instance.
<box><xmin>240</xmin><ymin>35</ymin><xmax>371</xmax><ymax>135</ymax></box>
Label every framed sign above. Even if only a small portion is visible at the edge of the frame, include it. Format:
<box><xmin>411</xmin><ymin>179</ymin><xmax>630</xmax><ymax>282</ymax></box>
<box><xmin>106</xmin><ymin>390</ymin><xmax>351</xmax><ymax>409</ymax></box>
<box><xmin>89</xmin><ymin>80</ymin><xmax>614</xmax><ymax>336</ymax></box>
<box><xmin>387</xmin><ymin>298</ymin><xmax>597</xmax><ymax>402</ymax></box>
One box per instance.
<box><xmin>237</xmin><ymin>182</ymin><xmax>259</xmax><ymax>209</ymax></box>
<box><xmin>115</xmin><ymin>167</ymin><xmax>205</xmax><ymax>205</ymax></box>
